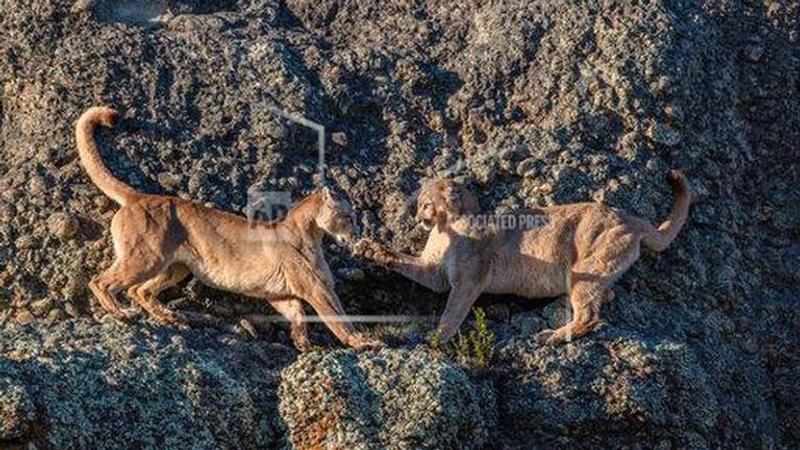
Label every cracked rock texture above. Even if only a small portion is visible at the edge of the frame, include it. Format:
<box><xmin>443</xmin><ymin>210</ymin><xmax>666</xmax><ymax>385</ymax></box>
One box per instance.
<box><xmin>1</xmin><ymin>0</ymin><xmax>798</xmax><ymax>448</ymax></box>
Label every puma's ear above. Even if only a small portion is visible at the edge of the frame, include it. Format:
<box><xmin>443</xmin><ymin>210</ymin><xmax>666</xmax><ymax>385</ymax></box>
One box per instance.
<box><xmin>458</xmin><ymin>186</ymin><xmax>480</xmax><ymax>215</ymax></box>
<box><xmin>442</xmin><ymin>183</ymin><xmax>479</xmax><ymax>217</ymax></box>
<box><xmin>441</xmin><ymin>184</ymin><xmax>461</xmax><ymax>217</ymax></box>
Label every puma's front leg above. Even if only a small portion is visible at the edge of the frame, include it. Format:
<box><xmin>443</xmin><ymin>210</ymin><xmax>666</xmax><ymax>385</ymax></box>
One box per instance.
<box><xmin>288</xmin><ymin>268</ymin><xmax>381</xmax><ymax>349</ymax></box>
<box><xmin>353</xmin><ymin>238</ymin><xmax>448</xmax><ymax>292</ymax></box>
<box><xmin>269</xmin><ymin>297</ymin><xmax>311</xmax><ymax>352</ymax></box>
<box><xmin>433</xmin><ymin>263</ymin><xmax>490</xmax><ymax>342</ymax></box>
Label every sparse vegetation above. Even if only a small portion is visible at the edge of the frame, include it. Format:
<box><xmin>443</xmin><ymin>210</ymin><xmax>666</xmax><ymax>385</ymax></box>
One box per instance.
<box><xmin>428</xmin><ymin>308</ymin><xmax>496</xmax><ymax>372</ymax></box>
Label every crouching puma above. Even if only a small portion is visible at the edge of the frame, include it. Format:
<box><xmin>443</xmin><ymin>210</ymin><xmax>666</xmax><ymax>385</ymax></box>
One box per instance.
<box><xmin>76</xmin><ymin>106</ymin><xmax>378</xmax><ymax>350</ymax></box>
<box><xmin>354</xmin><ymin>172</ymin><xmax>691</xmax><ymax>345</ymax></box>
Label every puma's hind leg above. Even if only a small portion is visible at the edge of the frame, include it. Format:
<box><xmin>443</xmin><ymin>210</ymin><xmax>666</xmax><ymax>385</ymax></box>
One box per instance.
<box><xmin>536</xmin><ymin>232</ymin><xmax>641</xmax><ymax>345</ymax></box>
<box><xmin>89</xmin><ymin>257</ymin><xmax>169</xmax><ymax>321</ymax></box>
<box><xmin>92</xmin><ymin>203</ymin><xmax>179</xmax><ymax>321</ymax></box>
<box><xmin>127</xmin><ymin>263</ymin><xmax>190</xmax><ymax>325</ymax></box>
<box><xmin>535</xmin><ymin>280</ymin><xmax>607</xmax><ymax>345</ymax></box>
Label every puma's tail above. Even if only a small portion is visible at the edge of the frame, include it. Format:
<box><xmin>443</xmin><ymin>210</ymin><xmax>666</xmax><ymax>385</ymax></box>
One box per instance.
<box><xmin>642</xmin><ymin>170</ymin><xmax>692</xmax><ymax>252</ymax></box>
<box><xmin>75</xmin><ymin>107</ymin><xmax>139</xmax><ymax>205</ymax></box>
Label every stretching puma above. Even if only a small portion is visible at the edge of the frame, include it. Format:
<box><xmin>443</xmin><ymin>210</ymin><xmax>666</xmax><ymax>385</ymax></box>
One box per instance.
<box><xmin>354</xmin><ymin>172</ymin><xmax>691</xmax><ymax>344</ymax></box>
<box><xmin>76</xmin><ymin>106</ymin><xmax>377</xmax><ymax>350</ymax></box>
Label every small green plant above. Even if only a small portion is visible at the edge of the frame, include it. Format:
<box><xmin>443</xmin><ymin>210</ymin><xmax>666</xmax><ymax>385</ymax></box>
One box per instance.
<box><xmin>427</xmin><ymin>307</ymin><xmax>496</xmax><ymax>372</ymax></box>
<box><xmin>469</xmin><ymin>308</ymin><xmax>495</xmax><ymax>370</ymax></box>
<box><xmin>427</xmin><ymin>328</ymin><xmax>443</xmax><ymax>352</ymax></box>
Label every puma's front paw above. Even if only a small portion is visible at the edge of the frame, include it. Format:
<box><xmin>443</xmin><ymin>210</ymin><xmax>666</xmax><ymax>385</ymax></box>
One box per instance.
<box><xmin>118</xmin><ymin>306</ymin><xmax>142</xmax><ymax>321</ymax></box>
<box><xmin>534</xmin><ymin>329</ymin><xmax>557</xmax><ymax>345</ymax></box>
<box><xmin>353</xmin><ymin>238</ymin><xmax>395</xmax><ymax>267</ymax></box>
<box><xmin>293</xmin><ymin>337</ymin><xmax>313</xmax><ymax>353</ymax></box>
<box><xmin>349</xmin><ymin>333</ymin><xmax>383</xmax><ymax>350</ymax></box>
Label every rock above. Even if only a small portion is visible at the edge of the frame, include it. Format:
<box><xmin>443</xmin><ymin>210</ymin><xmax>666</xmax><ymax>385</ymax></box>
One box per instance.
<box><xmin>211</xmin><ymin>302</ymin><xmax>235</xmax><ymax>318</ymax></box>
<box><xmin>64</xmin><ymin>302</ymin><xmax>81</xmax><ymax>319</ymax></box>
<box><xmin>14</xmin><ymin>236</ymin><xmax>34</xmax><ymax>250</ymax></box>
<box><xmin>167</xmin><ymin>297</ymin><xmax>191</xmax><ymax>311</ymax></box>
<box><xmin>497</xmin><ymin>333</ymin><xmax>718</xmax><ymax>448</ymax></box>
<box><xmin>484</xmin><ymin>303</ymin><xmax>510</xmax><ymax>323</ymax></box>
<box><xmin>0</xmin><ymin>202</ymin><xmax>15</xmax><ymax>223</ymax></box>
<box><xmin>62</xmin><ymin>272</ymin><xmax>88</xmax><ymax>301</ymax></box>
<box><xmin>336</xmin><ymin>267</ymin><xmax>365</xmax><ymax>281</ymax></box>
<box><xmin>70</xmin><ymin>0</ymin><xmax>97</xmax><ymax>14</ymax></box>
<box><xmin>0</xmin><ymin>320</ymin><xmax>295</xmax><ymax>449</ymax></box>
<box><xmin>47</xmin><ymin>213</ymin><xmax>80</xmax><ymax>239</ymax></box>
<box><xmin>0</xmin><ymin>376</ymin><xmax>35</xmax><ymax>440</ymax></box>
<box><xmin>510</xmin><ymin>311</ymin><xmax>547</xmax><ymax>336</ymax></box>
<box><xmin>14</xmin><ymin>310</ymin><xmax>35</xmax><ymax>326</ymax></box>
<box><xmin>0</xmin><ymin>0</ymin><xmax>798</xmax><ymax>447</ymax></box>
<box><xmin>28</xmin><ymin>176</ymin><xmax>47</xmax><ymax>197</ymax></box>
<box><xmin>745</xmin><ymin>44</ymin><xmax>765</xmax><ymax>62</ymax></box>
<box><xmin>279</xmin><ymin>348</ymin><xmax>492</xmax><ymax>450</ymax></box>
<box><xmin>93</xmin><ymin>195</ymin><xmax>112</xmax><ymax>211</ymax></box>
<box><xmin>331</xmin><ymin>131</ymin><xmax>348</xmax><ymax>147</ymax></box>
<box><xmin>664</xmin><ymin>104</ymin><xmax>685</xmax><ymax>124</ymax></box>
<box><xmin>516</xmin><ymin>157</ymin><xmax>540</xmax><ymax>178</ymax></box>
<box><xmin>157</xmin><ymin>173</ymin><xmax>183</xmax><ymax>190</ymax></box>
<box><xmin>239</xmin><ymin>319</ymin><xmax>258</xmax><ymax>339</ymax></box>
<box><xmin>646</xmin><ymin>122</ymin><xmax>683</xmax><ymax>147</ymax></box>
<box><xmin>45</xmin><ymin>308</ymin><xmax>66</xmax><ymax>324</ymax></box>
<box><xmin>29</xmin><ymin>298</ymin><xmax>53</xmax><ymax>317</ymax></box>
<box><xmin>541</xmin><ymin>297</ymin><xmax>570</xmax><ymax>329</ymax></box>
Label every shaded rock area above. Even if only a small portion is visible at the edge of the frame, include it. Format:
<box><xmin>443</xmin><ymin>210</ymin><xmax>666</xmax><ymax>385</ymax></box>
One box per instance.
<box><xmin>497</xmin><ymin>333</ymin><xmax>720</xmax><ymax>449</ymax></box>
<box><xmin>0</xmin><ymin>0</ymin><xmax>798</xmax><ymax>448</ymax></box>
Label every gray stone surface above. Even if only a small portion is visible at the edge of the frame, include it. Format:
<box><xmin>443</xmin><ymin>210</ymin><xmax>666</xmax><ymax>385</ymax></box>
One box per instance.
<box><xmin>1</xmin><ymin>0</ymin><xmax>798</xmax><ymax>448</ymax></box>
<box><xmin>0</xmin><ymin>320</ymin><xmax>295</xmax><ymax>449</ymax></box>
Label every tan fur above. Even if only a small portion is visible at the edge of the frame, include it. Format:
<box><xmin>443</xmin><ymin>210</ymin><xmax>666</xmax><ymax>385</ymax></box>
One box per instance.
<box><xmin>76</xmin><ymin>106</ymin><xmax>377</xmax><ymax>351</ymax></box>
<box><xmin>355</xmin><ymin>172</ymin><xmax>691</xmax><ymax>345</ymax></box>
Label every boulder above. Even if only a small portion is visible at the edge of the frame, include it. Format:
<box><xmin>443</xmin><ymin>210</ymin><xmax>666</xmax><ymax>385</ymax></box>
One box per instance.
<box><xmin>279</xmin><ymin>347</ymin><xmax>493</xmax><ymax>450</ymax></box>
<box><xmin>0</xmin><ymin>320</ymin><xmax>295</xmax><ymax>449</ymax></box>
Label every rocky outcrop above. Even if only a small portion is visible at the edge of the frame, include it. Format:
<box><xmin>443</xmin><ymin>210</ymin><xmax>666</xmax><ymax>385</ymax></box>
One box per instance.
<box><xmin>497</xmin><ymin>333</ymin><xmax>719</xmax><ymax>449</ymax></box>
<box><xmin>0</xmin><ymin>320</ymin><xmax>295</xmax><ymax>449</ymax></box>
<box><xmin>279</xmin><ymin>348</ymin><xmax>493</xmax><ymax>450</ymax></box>
<box><xmin>1</xmin><ymin>0</ymin><xmax>797</xmax><ymax>448</ymax></box>
<box><xmin>0</xmin><ymin>316</ymin><xmax>796</xmax><ymax>448</ymax></box>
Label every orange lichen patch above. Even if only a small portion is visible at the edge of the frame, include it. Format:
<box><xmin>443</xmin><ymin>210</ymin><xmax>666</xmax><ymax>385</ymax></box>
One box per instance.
<box><xmin>288</xmin><ymin>377</ymin><xmax>346</xmax><ymax>450</ymax></box>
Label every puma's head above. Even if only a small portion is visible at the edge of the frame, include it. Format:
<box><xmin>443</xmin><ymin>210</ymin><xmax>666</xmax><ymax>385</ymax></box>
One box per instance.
<box><xmin>415</xmin><ymin>179</ymin><xmax>480</xmax><ymax>230</ymax></box>
<box><xmin>316</xmin><ymin>187</ymin><xmax>358</xmax><ymax>245</ymax></box>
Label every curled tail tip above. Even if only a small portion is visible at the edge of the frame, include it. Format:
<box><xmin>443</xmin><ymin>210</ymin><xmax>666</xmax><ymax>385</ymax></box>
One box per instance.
<box><xmin>666</xmin><ymin>169</ymin><xmax>684</xmax><ymax>183</ymax></box>
<box><xmin>666</xmin><ymin>169</ymin><xmax>691</xmax><ymax>197</ymax></box>
<box><xmin>80</xmin><ymin>106</ymin><xmax>120</xmax><ymax>128</ymax></box>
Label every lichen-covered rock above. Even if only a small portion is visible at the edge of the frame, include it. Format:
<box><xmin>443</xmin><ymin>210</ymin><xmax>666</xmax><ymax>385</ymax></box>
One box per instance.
<box><xmin>0</xmin><ymin>375</ymin><xmax>35</xmax><ymax>440</ymax></box>
<box><xmin>278</xmin><ymin>347</ymin><xmax>493</xmax><ymax>450</ymax></box>
<box><xmin>496</xmin><ymin>329</ymin><xmax>719</xmax><ymax>449</ymax></box>
<box><xmin>0</xmin><ymin>320</ymin><xmax>295</xmax><ymax>449</ymax></box>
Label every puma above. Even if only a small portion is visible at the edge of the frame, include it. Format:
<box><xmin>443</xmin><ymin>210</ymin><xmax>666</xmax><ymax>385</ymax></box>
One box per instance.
<box><xmin>76</xmin><ymin>106</ymin><xmax>378</xmax><ymax>351</ymax></box>
<box><xmin>354</xmin><ymin>172</ymin><xmax>691</xmax><ymax>344</ymax></box>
